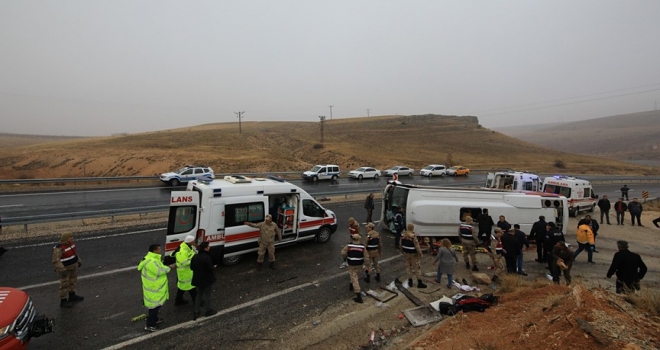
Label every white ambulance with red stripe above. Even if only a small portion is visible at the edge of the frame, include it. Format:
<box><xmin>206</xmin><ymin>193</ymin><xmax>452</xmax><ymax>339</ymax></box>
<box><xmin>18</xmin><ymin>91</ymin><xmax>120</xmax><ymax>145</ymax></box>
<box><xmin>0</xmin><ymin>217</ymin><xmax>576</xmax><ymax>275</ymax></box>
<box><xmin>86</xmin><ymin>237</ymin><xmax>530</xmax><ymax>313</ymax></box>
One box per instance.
<box><xmin>542</xmin><ymin>175</ymin><xmax>597</xmax><ymax>217</ymax></box>
<box><xmin>166</xmin><ymin>175</ymin><xmax>338</xmax><ymax>265</ymax></box>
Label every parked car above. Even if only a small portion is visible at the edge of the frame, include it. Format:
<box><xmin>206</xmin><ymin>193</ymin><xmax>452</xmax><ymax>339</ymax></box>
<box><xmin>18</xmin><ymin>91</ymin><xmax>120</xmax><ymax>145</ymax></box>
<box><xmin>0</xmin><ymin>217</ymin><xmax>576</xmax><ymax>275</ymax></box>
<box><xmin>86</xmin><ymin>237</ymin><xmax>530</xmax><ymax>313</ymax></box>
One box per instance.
<box><xmin>0</xmin><ymin>287</ymin><xmax>53</xmax><ymax>350</ymax></box>
<box><xmin>419</xmin><ymin>164</ymin><xmax>446</xmax><ymax>177</ymax></box>
<box><xmin>446</xmin><ymin>165</ymin><xmax>470</xmax><ymax>176</ymax></box>
<box><xmin>384</xmin><ymin>166</ymin><xmax>414</xmax><ymax>177</ymax></box>
<box><xmin>302</xmin><ymin>164</ymin><xmax>341</xmax><ymax>182</ymax></box>
<box><xmin>348</xmin><ymin>167</ymin><xmax>381</xmax><ymax>180</ymax></box>
<box><xmin>160</xmin><ymin>165</ymin><xmax>215</xmax><ymax>186</ymax></box>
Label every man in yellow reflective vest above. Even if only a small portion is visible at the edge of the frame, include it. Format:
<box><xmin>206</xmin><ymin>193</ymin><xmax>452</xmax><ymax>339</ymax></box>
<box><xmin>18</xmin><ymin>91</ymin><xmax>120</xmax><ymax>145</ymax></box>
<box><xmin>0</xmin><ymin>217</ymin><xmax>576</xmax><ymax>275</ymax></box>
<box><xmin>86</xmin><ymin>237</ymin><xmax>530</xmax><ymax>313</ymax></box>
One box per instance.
<box><xmin>138</xmin><ymin>244</ymin><xmax>176</xmax><ymax>332</ymax></box>
<box><xmin>173</xmin><ymin>235</ymin><xmax>198</xmax><ymax>305</ymax></box>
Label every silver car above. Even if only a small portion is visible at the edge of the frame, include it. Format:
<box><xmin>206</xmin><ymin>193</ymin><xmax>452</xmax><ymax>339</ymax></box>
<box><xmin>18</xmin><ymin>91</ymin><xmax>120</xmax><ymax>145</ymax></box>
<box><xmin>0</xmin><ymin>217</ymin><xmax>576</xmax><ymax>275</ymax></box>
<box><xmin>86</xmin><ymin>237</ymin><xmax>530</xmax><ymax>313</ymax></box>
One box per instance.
<box><xmin>348</xmin><ymin>167</ymin><xmax>381</xmax><ymax>180</ymax></box>
<box><xmin>384</xmin><ymin>166</ymin><xmax>414</xmax><ymax>177</ymax></box>
<box><xmin>419</xmin><ymin>164</ymin><xmax>446</xmax><ymax>177</ymax></box>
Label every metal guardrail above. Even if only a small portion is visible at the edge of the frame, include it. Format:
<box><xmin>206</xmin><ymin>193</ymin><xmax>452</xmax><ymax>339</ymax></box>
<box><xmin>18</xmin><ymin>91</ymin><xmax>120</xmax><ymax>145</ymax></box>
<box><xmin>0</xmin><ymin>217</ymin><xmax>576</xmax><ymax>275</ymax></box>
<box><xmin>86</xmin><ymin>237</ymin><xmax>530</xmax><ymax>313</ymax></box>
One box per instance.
<box><xmin>0</xmin><ymin>189</ymin><xmax>374</xmax><ymax>231</ymax></box>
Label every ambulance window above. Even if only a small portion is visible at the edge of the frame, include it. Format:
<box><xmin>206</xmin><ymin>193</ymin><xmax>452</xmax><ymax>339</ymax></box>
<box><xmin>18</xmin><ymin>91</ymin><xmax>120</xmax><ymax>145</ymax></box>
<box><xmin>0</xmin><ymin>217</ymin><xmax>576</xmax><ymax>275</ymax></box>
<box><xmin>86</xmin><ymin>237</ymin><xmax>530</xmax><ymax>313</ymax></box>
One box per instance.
<box><xmin>226</xmin><ymin>202</ymin><xmax>264</xmax><ymax>227</ymax></box>
<box><xmin>460</xmin><ymin>208</ymin><xmax>481</xmax><ymax>222</ymax></box>
<box><xmin>522</xmin><ymin>181</ymin><xmax>534</xmax><ymax>191</ymax></box>
<box><xmin>584</xmin><ymin>188</ymin><xmax>592</xmax><ymax>198</ymax></box>
<box><xmin>302</xmin><ymin>199</ymin><xmax>324</xmax><ymax>217</ymax></box>
<box><xmin>167</xmin><ymin>206</ymin><xmax>196</xmax><ymax>235</ymax></box>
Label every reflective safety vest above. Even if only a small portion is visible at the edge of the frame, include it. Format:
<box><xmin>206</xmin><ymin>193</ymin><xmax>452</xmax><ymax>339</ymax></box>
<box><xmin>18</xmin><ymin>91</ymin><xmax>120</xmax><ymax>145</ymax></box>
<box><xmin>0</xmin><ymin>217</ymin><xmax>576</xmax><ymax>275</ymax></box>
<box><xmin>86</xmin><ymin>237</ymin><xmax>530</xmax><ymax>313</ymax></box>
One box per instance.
<box><xmin>459</xmin><ymin>224</ymin><xmax>474</xmax><ymax>240</ymax></box>
<box><xmin>401</xmin><ymin>237</ymin><xmax>416</xmax><ymax>254</ymax></box>
<box><xmin>55</xmin><ymin>243</ymin><xmax>79</xmax><ymax>266</ymax></box>
<box><xmin>138</xmin><ymin>251</ymin><xmax>171</xmax><ymax>309</ymax></box>
<box><xmin>366</xmin><ymin>236</ymin><xmax>380</xmax><ymax>251</ymax></box>
<box><xmin>346</xmin><ymin>244</ymin><xmax>365</xmax><ymax>266</ymax></box>
<box><xmin>173</xmin><ymin>243</ymin><xmax>195</xmax><ymax>291</ymax></box>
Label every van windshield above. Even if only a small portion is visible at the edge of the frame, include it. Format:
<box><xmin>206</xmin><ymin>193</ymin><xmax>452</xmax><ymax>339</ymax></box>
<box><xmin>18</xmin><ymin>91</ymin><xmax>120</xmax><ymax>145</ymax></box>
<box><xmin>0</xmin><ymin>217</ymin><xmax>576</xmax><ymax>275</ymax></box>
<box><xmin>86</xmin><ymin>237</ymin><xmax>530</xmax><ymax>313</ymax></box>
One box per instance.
<box><xmin>310</xmin><ymin>166</ymin><xmax>322</xmax><ymax>172</ymax></box>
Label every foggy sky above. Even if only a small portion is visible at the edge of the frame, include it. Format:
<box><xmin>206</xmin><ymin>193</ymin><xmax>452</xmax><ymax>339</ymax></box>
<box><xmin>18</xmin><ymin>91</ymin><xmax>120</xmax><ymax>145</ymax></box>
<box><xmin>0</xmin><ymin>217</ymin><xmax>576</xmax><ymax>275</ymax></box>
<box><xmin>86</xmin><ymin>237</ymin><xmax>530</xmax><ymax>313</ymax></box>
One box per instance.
<box><xmin>2</xmin><ymin>1</ymin><xmax>660</xmax><ymax>136</ymax></box>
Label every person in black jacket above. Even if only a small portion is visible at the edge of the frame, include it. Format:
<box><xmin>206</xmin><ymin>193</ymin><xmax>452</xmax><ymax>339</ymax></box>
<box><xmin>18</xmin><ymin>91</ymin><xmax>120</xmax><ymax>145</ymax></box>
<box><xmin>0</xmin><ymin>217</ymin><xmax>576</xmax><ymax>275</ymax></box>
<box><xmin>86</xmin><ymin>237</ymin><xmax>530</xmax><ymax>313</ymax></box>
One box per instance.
<box><xmin>606</xmin><ymin>240</ymin><xmax>647</xmax><ymax>294</ymax></box>
<box><xmin>501</xmin><ymin>229</ymin><xmax>521</xmax><ymax>273</ymax></box>
<box><xmin>552</xmin><ymin>240</ymin><xmax>574</xmax><ymax>286</ymax></box>
<box><xmin>478</xmin><ymin>209</ymin><xmax>495</xmax><ymax>251</ymax></box>
<box><xmin>191</xmin><ymin>242</ymin><xmax>217</xmax><ymax>320</ymax></box>
<box><xmin>597</xmin><ymin>195</ymin><xmax>611</xmax><ymax>225</ymax></box>
<box><xmin>496</xmin><ymin>215</ymin><xmax>511</xmax><ymax>233</ymax></box>
<box><xmin>613</xmin><ymin>198</ymin><xmax>628</xmax><ymax>225</ymax></box>
<box><xmin>529</xmin><ymin>216</ymin><xmax>547</xmax><ymax>263</ymax></box>
<box><xmin>513</xmin><ymin>224</ymin><xmax>530</xmax><ymax>276</ymax></box>
<box><xmin>543</xmin><ymin>222</ymin><xmax>565</xmax><ymax>274</ymax></box>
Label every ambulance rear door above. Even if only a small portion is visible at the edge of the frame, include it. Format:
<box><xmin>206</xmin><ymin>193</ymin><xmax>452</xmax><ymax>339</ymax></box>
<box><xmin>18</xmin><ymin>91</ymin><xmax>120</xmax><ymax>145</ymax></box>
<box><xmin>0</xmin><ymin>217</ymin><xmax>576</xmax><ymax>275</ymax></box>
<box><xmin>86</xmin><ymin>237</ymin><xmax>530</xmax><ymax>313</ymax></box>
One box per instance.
<box><xmin>166</xmin><ymin>191</ymin><xmax>200</xmax><ymax>253</ymax></box>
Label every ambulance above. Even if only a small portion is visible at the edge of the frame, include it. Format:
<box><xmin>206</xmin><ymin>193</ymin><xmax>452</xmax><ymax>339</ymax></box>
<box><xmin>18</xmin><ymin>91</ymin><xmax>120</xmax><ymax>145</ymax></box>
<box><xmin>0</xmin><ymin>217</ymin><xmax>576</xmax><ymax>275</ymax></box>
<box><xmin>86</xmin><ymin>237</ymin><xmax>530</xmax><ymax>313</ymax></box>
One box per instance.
<box><xmin>542</xmin><ymin>175</ymin><xmax>597</xmax><ymax>217</ymax></box>
<box><xmin>166</xmin><ymin>175</ymin><xmax>338</xmax><ymax>265</ymax></box>
<box><xmin>485</xmin><ymin>171</ymin><xmax>542</xmax><ymax>192</ymax></box>
<box><xmin>381</xmin><ymin>181</ymin><xmax>568</xmax><ymax>237</ymax></box>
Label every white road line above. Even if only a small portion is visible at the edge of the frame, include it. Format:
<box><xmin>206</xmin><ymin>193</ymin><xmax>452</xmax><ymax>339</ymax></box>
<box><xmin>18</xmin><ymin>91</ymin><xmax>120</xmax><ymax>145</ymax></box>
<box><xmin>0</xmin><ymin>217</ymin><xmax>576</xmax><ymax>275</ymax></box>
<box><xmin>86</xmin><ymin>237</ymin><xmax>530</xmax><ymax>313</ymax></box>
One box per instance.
<box><xmin>0</xmin><ymin>204</ymin><xmax>23</xmax><ymax>208</ymax></box>
<box><xmin>19</xmin><ymin>266</ymin><xmax>137</xmax><ymax>290</ymax></box>
<box><xmin>102</xmin><ymin>253</ymin><xmax>404</xmax><ymax>349</ymax></box>
<box><xmin>12</xmin><ymin>228</ymin><xmax>164</xmax><ymax>249</ymax></box>
<box><xmin>0</xmin><ymin>187</ymin><xmax>164</xmax><ymax>198</ymax></box>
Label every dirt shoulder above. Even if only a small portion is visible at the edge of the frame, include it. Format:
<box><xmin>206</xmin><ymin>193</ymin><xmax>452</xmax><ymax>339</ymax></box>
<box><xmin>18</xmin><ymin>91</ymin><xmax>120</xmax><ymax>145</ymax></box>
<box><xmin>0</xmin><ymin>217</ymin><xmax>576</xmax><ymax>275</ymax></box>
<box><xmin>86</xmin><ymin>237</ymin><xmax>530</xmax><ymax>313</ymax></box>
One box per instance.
<box><xmin>279</xmin><ymin>210</ymin><xmax>660</xmax><ymax>349</ymax></box>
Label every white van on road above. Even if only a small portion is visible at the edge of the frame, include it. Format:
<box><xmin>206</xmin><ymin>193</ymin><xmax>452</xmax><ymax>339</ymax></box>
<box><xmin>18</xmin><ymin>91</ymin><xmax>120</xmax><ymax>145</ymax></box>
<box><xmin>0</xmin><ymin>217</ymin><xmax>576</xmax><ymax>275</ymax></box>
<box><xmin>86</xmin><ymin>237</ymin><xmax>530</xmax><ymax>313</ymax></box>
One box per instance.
<box><xmin>167</xmin><ymin>175</ymin><xmax>338</xmax><ymax>265</ymax></box>
<box><xmin>301</xmin><ymin>164</ymin><xmax>341</xmax><ymax>182</ymax></box>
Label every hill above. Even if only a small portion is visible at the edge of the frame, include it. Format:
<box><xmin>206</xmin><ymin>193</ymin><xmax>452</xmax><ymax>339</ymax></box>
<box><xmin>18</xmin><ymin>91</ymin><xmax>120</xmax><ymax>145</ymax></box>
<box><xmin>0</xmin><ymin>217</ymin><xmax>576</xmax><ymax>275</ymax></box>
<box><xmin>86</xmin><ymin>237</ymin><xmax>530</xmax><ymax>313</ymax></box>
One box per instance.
<box><xmin>494</xmin><ymin>110</ymin><xmax>660</xmax><ymax>164</ymax></box>
<box><xmin>0</xmin><ymin>114</ymin><xmax>657</xmax><ymax>179</ymax></box>
<box><xmin>0</xmin><ymin>133</ymin><xmax>83</xmax><ymax>149</ymax></box>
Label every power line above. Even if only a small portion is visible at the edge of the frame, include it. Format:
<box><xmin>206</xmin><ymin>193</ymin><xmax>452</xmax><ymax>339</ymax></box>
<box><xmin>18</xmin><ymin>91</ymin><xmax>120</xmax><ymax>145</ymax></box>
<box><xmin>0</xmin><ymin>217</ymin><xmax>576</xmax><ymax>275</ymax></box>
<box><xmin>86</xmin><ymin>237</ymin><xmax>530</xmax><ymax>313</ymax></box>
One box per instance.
<box><xmin>235</xmin><ymin>111</ymin><xmax>245</xmax><ymax>134</ymax></box>
<box><xmin>476</xmin><ymin>82</ymin><xmax>660</xmax><ymax>115</ymax></box>
<box><xmin>480</xmin><ymin>87</ymin><xmax>660</xmax><ymax>117</ymax></box>
<box><xmin>328</xmin><ymin>105</ymin><xmax>333</xmax><ymax>120</ymax></box>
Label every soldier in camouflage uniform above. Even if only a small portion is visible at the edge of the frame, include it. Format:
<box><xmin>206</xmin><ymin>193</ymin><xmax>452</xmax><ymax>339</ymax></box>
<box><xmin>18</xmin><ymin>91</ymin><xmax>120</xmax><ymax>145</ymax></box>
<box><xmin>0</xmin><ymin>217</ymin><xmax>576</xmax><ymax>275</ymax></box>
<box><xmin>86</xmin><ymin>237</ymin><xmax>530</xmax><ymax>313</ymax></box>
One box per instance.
<box><xmin>400</xmin><ymin>223</ymin><xmax>427</xmax><ymax>288</ymax></box>
<box><xmin>341</xmin><ymin>234</ymin><xmax>368</xmax><ymax>303</ymax></box>
<box><xmin>245</xmin><ymin>214</ymin><xmax>282</xmax><ymax>269</ymax></box>
<box><xmin>52</xmin><ymin>232</ymin><xmax>84</xmax><ymax>308</ymax></box>
<box><xmin>459</xmin><ymin>216</ymin><xmax>480</xmax><ymax>271</ymax></box>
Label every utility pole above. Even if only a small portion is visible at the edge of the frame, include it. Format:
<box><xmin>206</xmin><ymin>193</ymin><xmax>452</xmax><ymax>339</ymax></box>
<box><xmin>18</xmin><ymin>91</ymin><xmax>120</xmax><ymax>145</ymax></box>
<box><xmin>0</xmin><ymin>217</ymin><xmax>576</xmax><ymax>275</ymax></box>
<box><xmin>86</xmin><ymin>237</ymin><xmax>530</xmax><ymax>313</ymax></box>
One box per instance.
<box><xmin>319</xmin><ymin>116</ymin><xmax>326</xmax><ymax>143</ymax></box>
<box><xmin>328</xmin><ymin>105</ymin><xmax>334</xmax><ymax>120</ymax></box>
<box><xmin>366</xmin><ymin>109</ymin><xmax>370</xmax><ymax>117</ymax></box>
<box><xmin>235</xmin><ymin>111</ymin><xmax>245</xmax><ymax>134</ymax></box>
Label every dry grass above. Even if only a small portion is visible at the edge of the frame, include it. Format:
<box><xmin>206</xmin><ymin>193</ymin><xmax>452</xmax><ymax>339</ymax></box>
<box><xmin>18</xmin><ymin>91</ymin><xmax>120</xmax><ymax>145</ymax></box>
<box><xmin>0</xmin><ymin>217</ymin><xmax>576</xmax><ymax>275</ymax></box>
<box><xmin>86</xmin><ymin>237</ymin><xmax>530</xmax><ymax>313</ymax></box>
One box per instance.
<box><xmin>0</xmin><ymin>114</ymin><xmax>657</xmax><ymax>179</ymax></box>
<box><xmin>624</xmin><ymin>288</ymin><xmax>660</xmax><ymax>317</ymax></box>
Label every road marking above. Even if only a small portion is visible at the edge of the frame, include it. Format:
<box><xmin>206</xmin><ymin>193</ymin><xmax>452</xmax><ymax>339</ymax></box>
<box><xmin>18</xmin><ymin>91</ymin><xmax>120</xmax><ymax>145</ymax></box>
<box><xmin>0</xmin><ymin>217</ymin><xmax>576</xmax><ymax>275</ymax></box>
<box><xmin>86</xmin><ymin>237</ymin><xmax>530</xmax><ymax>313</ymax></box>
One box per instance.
<box><xmin>19</xmin><ymin>266</ymin><xmax>137</xmax><ymax>290</ymax></box>
<box><xmin>0</xmin><ymin>204</ymin><xmax>23</xmax><ymax>208</ymax></box>
<box><xmin>0</xmin><ymin>187</ymin><xmax>165</xmax><ymax>198</ymax></box>
<box><xmin>11</xmin><ymin>228</ymin><xmax>164</xmax><ymax>249</ymax></box>
<box><xmin>102</xmin><ymin>253</ymin><xmax>404</xmax><ymax>349</ymax></box>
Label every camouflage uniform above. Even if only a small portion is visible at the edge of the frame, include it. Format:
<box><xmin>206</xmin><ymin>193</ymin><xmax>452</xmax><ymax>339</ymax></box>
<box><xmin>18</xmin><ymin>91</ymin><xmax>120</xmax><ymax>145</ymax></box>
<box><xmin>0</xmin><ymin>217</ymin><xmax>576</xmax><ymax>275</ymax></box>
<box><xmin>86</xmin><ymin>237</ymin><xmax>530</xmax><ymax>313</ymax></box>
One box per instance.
<box><xmin>52</xmin><ymin>233</ymin><xmax>84</xmax><ymax>306</ymax></box>
<box><xmin>247</xmin><ymin>219</ymin><xmax>282</xmax><ymax>263</ymax></box>
<box><xmin>459</xmin><ymin>217</ymin><xmax>480</xmax><ymax>269</ymax></box>
<box><xmin>400</xmin><ymin>225</ymin><xmax>426</xmax><ymax>288</ymax></box>
<box><xmin>341</xmin><ymin>234</ymin><xmax>368</xmax><ymax>302</ymax></box>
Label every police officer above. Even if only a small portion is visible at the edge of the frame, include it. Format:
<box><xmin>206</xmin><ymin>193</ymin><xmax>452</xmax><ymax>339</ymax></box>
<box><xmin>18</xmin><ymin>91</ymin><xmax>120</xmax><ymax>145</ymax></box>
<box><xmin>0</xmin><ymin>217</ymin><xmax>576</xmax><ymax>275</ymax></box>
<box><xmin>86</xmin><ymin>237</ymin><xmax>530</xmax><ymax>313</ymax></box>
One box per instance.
<box><xmin>459</xmin><ymin>216</ymin><xmax>480</xmax><ymax>272</ymax></box>
<box><xmin>138</xmin><ymin>244</ymin><xmax>176</xmax><ymax>332</ymax></box>
<box><xmin>363</xmin><ymin>222</ymin><xmax>382</xmax><ymax>283</ymax></box>
<box><xmin>52</xmin><ymin>232</ymin><xmax>84</xmax><ymax>308</ymax></box>
<box><xmin>400</xmin><ymin>223</ymin><xmax>427</xmax><ymax>288</ymax></box>
<box><xmin>341</xmin><ymin>234</ymin><xmax>369</xmax><ymax>303</ymax></box>
<box><xmin>173</xmin><ymin>235</ymin><xmax>197</xmax><ymax>306</ymax></box>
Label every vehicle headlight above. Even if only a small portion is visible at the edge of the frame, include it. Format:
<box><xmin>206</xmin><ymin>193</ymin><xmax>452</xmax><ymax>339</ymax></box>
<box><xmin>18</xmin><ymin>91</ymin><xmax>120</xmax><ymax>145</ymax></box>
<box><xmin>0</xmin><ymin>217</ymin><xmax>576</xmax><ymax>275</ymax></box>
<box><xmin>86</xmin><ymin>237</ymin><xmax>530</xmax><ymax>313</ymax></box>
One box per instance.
<box><xmin>0</xmin><ymin>323</ymin><xmax>14</xmax><ymax>340</ymax></box>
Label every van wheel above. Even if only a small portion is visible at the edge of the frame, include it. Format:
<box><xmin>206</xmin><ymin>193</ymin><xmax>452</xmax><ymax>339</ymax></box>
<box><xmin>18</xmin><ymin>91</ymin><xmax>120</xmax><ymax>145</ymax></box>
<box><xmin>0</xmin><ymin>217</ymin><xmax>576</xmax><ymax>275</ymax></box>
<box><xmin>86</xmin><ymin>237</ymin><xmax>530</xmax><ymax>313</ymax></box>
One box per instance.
<box><xmin>222</xmin><ymin>255</ymin><xmax>242</xmax><ymax>266</ymax></box>
<box><xmin>331</xmin><ymin>175</ymin><xmax>338</xmax><ymax>181</ymax></box>
<box><xmin>569</xmin><ymin>208</ymin><xmax>577</xmax><ymax>217</ymax></box>
<box><xmin>169</xmin><ymin>179</ymin><xmax>180</xmax><ymax>187</ymax></box>
<box><xmin>312</xmin><ymin>176</ymin><xmax>318</xmax><ymax>182</ymax></box>
<box><xmin>588</xmin><ymin>204</ymin><xmax>595</xmax><ymax>213</ymax></box>
<box><xmin>316</xmin><ymin>227</ymin><xmax>332</xmax><ymax>243</ymax></box>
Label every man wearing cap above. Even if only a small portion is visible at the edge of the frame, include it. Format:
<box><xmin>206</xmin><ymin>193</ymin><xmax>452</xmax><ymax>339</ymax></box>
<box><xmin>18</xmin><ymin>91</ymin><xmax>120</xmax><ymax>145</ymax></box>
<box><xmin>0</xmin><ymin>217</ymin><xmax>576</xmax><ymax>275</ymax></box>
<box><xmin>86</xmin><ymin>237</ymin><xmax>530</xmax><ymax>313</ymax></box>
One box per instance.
<box><xmin>245</xmin><ymin>214</ymin><xmax>282</xmax><ymax>269</ymax></box>
<box><xmin>607</xmin><ymin>240</ymin><xmax>647</xmax><ymax>294</ymax></box>
<box><xmin>172</xmin><ymin>235</ymin><xmax>197</xmax><ymax>306</ymax></box>
<box><xmin>363</xmin><ymin>222</ymin><xmax>382</xmax><ymax>283</ymax></box>
<box><xmin>459</xmin><ymin>216</ymin><xmax>480</xmax><ymax>272</ymax></box>
<box><xmin>341</xmin><ymin>233</ymin><xmax>369</xmax><ymax>303</ymax></box>
<box><xmin>400</xmin><ymin>223</ymin><xmax>427</xmax><ymax>288</ymax></box>
<box><xmin>52</xmin><ymin>232</ymin><xmax>84</xmax><ymax>308</ymax></box>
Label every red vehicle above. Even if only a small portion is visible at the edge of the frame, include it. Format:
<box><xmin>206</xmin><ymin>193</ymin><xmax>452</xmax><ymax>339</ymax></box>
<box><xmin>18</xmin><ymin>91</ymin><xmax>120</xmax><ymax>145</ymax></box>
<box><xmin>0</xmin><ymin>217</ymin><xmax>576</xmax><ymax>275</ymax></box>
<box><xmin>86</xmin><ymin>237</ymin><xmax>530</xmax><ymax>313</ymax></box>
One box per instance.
<box><xmin>0</xmin><ymin>287</ymin><xmax>53</xmax><ymax>349</ymax></box>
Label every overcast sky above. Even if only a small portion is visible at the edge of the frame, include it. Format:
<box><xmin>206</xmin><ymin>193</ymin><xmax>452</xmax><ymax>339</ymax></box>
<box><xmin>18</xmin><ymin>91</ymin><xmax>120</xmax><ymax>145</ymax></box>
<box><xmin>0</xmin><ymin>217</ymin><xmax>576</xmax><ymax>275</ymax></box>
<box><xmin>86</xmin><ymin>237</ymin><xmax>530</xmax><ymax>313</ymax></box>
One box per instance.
<box><xmin>2</xmin><ymin>1</ymin><xmax>660</xmax><ymax>136</ymax></box>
